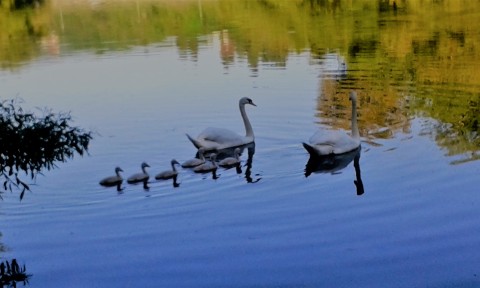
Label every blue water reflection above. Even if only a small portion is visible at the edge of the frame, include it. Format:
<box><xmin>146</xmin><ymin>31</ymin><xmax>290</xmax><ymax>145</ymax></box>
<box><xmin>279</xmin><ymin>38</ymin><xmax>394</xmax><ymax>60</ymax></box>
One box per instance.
<box><xmin>1</xmin><ymin>5</ymin><xmax>480</xmax><ymax>288</ymax></box>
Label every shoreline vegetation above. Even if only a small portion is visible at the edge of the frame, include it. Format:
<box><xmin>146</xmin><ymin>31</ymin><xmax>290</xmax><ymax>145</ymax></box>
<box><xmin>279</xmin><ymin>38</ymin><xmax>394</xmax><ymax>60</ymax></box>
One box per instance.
<box><xmin>0</xmin><ymin>0</ymin><xmax>479</xmax><ymax>160</ymax></box>
<box><xmin>0</xmin><ymin>99</ymin><xmax>92</xmax><ymax>199</ymax></box>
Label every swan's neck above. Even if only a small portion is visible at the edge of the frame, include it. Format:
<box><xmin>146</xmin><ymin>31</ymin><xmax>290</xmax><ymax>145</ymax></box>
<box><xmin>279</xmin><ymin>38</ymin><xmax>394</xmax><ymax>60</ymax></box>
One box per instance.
<box><xmin>142</xmin><ymin>167</ymin><xmax>148</xmax><ymax>174</ymax></box>
<box><xmin>116</xmin><ymin>171</ymin><xmax>122</xmax><ymax>177</ymax></box>
<box><xmin>240</xmin><ymin>103</ymin><xmax>254</xmax><ymax>138</ymax></box>
<box><xmin>171</xmin><ymin>162</ymin><xmax>177</xmax><ymax>172</ymax></box>
<box><xmin>351</xmin><ymin>99</ymin><xmax>360</xmax><ymax>139</ymax></box>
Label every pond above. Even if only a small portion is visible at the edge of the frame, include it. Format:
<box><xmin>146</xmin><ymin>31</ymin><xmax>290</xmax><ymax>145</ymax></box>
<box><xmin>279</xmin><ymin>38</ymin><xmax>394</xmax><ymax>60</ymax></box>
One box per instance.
<box><xmin>1</xmin><ymin>0</ymin><xmax>480</xmax><ymax>287</ymax></box>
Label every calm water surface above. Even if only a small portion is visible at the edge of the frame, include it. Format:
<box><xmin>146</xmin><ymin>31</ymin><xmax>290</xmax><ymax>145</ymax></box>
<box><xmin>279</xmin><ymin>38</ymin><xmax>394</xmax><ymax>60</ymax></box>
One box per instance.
<box><xmin>1</xmin><ymin>1</ymin><xmax>480</xmax><ymax>287</ymax></box>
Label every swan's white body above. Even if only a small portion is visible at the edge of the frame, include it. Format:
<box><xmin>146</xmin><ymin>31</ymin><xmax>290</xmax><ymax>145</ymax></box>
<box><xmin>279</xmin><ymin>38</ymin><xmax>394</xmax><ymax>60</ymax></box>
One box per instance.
<box><xmin>155</xmin><ymin>159</ymin><xmax>180</xmax><ymax>180</ymax></box>
<box><xmin>99</xmin><ymin>167</ymin><xmax>123</xmax><ymax>186</ymax></box>
<box><xmin>127</xmin><ymin>162</ymin><xmax>150</xmax><ymax>183</ymax></box>
<box><xmin>219</xmin><ymin>148</ymin><xmax>241</xmax><ymax>167</ymax></box>
<box><xmin>193</xmin><ymin>154</ymin><xmax>217</xmax><ymax>173</ymax></box>
<box><xmin>303</xmin><ymin>91</ymin><xmax>360</xmax><ymax>156</ymax></box>
<box><xmin>181</xmin><ymin>148</ymin><xmax>206</xmax><ymax>168</ymax></box>
<box><xmin>186</xmin><ymin>97</ymin><xmax>256</xmax><ymax>151</ymax></box>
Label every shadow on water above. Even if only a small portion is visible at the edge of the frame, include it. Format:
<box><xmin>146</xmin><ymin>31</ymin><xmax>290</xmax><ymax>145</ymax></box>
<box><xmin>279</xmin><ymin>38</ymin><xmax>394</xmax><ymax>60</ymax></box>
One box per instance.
<box><xmin>122</xmin><ymin>178</ymin><xmax>150</xmax><ymax>191</ymax></box>
<box><xmin>0</xmin><ymin>259</ymin><xmax>30</xmax><ymax>287</ymax></box>
<box><xmin>100</xmin><ymin>179</ymin><xmax>124</xmax><ymax>193</ymax></box>
<box><xmin>172</xmin><ymin>175</ymin><xmax>180</xmax><ymax>188</ymax></box>
<box><xmin>305</xmin><ymin>147</ymin><xmax>364</xmax><ymax>196</ymax></box>
<box><xmin>212</xmin><ymin>143</ymin><xmax>261</xmax><ymax>184</ymax></box>
<box><xmin>121</xmin><ymin>177</ymin><xmax>179</xmax><ymax>193</ymax></box>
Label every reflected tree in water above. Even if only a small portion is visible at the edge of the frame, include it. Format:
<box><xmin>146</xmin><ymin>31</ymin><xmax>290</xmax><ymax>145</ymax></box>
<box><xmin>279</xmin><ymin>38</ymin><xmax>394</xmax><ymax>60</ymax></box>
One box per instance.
<box><xmin>8</xmin><ymin>0</ymin><xmax>44</xmax><ymax>10</ymax></box>
<box><xmin>0</xmin><ymin>259</ymin><xmax>30</xmax><ymax>287</ymax></box>
<box><xmin>0</xmin><ymin>99</ymin><xmax>92</xmax><ymax>200</ymax></box>
<box><xmin>1</xmin><ymin>0</ymin><xmax>479</xmax><ymax>160</ymax></box>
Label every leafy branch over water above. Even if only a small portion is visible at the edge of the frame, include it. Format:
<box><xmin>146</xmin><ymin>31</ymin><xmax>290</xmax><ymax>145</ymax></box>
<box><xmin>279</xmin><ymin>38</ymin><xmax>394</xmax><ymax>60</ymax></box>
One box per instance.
<box><xmin>0</xmin><ymin>99</ymin><xmax>92</xmax><ymax>200</ymax></box>
<box><xmin>0</xmin><ymin>259</ymin><xmax>30</xmax><ymax>287</ymax></box>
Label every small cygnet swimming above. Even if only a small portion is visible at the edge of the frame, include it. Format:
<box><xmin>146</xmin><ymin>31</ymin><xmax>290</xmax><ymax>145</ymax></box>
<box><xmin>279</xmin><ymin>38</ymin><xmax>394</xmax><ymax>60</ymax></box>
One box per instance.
<box><xmin>218</xmin><ymin>148</ymin><xmax>241</xmax><ymax>168</ymax></box>
<box><xmin>181</xmin><ymin>148</ymin><xmax>206</xmax><ymax>168</ymax></box>
<box><xmin>155</xmin><ymin>159</ymin><xmax>180</xmax><ymax>180</ymax></box>
<box><xmin>193</xmin><ymin>153</ymin><xmax>218</xmax><ymax>173</ymax></box>
<box><xmin>127</xmin><ymin>162</ymin><xmax>150</xmax><ymax>184</ymax></box>
<box><xmin>99</xmin><ymin>167</ymin><xmax>123</xmax><ymax>187</ymax></box>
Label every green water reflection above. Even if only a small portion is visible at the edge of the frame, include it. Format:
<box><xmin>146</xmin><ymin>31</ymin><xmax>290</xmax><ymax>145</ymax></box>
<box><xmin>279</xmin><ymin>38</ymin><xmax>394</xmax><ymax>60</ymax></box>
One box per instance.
<box><xmin>1</xmin><ymin>0</ymin><xmax>479</xmax><ymax>161</ymax></box>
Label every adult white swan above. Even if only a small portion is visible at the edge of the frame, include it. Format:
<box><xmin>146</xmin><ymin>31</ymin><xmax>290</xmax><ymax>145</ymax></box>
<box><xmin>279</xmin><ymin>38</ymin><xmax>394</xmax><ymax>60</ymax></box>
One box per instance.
<box><xmin>303</xmin><ymin>91</ymin><xmax>360</xmax><ymax>156</ymax></box>
<box><xmin>186</xmin><ymin>97</ymin><xmax>256</xmax><ymax>151</ymax></box>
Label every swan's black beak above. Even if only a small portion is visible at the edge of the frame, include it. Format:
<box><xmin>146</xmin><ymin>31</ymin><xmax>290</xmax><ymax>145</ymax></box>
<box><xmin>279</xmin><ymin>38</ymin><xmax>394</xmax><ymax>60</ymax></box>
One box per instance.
<box><xmin>250</xmin><ymin>101</ymin><xmax>257</xmax><ymax>107</ymax></box>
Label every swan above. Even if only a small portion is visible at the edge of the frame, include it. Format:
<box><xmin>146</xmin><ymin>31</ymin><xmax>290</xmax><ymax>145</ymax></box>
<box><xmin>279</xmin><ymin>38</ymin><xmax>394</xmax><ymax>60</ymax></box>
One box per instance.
<box><xmin>99</xmin><ymin>167</ymin><xmax>123</xmax><ymax>187</ymax></box>
<box><xmin>155</xmin><ymin>159</ymin><xmax>180</xmax><ymax>180</ymax></box>
<box><xmin>181</xmin><ymin>148</ymin><xmax>206</xmax><ymax>168</ymax></box>
<box><xmin>218</xmin><ymin>148</ymin><xmax>241</xmax><ymax>168</ymax></box>
<box><xmin>186</xmin><ymin>97</ymin><xmax>256</xmax><ymax>151</ymax></box>
<box><xmin>303</xmin><ymin>91</ymin><xmax>360</xmax><ymax>156</ymax></box>
<box><xmin>127</xmin><ymin>162</ymin><xmax>150</xmax><ymax>184</ymax></box>
<box><xmin>193</xmin><ymin>153</ymin><xmax>217</xmax><ymax>173</ymax></box>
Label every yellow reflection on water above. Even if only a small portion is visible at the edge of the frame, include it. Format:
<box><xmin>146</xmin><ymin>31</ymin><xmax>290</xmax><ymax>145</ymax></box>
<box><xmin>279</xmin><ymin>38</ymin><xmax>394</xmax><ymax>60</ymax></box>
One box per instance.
<box><xmin>1</xmin><ymin>0</ymin><xmax>479</xmax><ymax>160</ymax></box>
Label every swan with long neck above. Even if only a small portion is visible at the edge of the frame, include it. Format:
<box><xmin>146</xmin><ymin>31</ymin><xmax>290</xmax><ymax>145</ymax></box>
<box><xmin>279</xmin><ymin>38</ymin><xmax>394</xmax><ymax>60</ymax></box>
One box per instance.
<box><xmin>127</xmin><ymin>162</ymin><xmax>150</xmax><ymax>184</ymax></box>
<box><xmin>186</xmin><ymin>97</ymin><xmax>256</xmax><ymax>151</ymax></box>
<box><xmin>99</xmin><ymin>167</ymin><xmax>123</xmax><ymax>187</ymax></box>
<box><xmin>303</xmin><ymin>91</ymin><xmax>360</xmax><ymax>156</ymax></box>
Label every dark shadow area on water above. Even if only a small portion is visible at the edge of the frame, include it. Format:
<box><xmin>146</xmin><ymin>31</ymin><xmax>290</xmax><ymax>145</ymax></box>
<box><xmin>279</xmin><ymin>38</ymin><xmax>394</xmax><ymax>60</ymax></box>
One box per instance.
<box><xmin>208</xmin><ymin>143</ymin><xmax>261</xmax><ymax>184</ymax></box>
<box><xmin>305</xmin><ymin>146</ymin><xmax>364</xmax><ymax>196</ymax></box>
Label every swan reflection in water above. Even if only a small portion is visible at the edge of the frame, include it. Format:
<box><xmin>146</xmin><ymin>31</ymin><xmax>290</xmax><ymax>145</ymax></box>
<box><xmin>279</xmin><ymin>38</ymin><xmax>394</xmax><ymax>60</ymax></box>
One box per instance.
<box><xmin>305</xmin><ymin>146</ymin><xmax>364</xmax><ymax>195</ymax></box>
<box><xmin>204</xmin><ymin>142</ymin><xmax>261</xmax><ymax>183</ymax></box>
<box><xmin>171</xmin><ymin>175</ymin><xmax>180</xmax><ymax>188</ymax></box>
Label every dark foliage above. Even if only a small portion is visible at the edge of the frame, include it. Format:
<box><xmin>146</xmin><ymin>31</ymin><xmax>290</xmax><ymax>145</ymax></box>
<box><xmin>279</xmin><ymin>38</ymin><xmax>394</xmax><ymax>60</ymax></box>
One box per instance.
<box><xmin>0</xmin><ymin>259</ymin><xmax>30</xmax><ymax>287</ymax></box>
<box><xmin>0</xmin><ymin>99</ymin><xmax>92</xmax><ymax>200</ymax></box>
<box><xmin>9</xmin><ymin>0</ymin><xmax>44</xmax><ymax>10</ymax></box>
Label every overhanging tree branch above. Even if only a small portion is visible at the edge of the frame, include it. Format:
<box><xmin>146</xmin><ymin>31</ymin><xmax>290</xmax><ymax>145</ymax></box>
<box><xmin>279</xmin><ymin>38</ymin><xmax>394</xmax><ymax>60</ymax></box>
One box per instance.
<box><xmin>0</xmin><ymin>99</ymin><xmax>92</xmax><ymax>200</ymax></box>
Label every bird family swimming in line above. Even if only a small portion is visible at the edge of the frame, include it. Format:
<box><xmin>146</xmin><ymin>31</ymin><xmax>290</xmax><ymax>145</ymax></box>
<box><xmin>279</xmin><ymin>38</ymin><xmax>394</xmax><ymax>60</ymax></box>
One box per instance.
<box><xmin>99</xmin><ymin>151</ymin><xmax>226</xmax><ymax>191</ymax></box>
<box><xmin>100</xmin><ymin>92</ymin><xmax>361</xmax><ymax>190</ymax></box>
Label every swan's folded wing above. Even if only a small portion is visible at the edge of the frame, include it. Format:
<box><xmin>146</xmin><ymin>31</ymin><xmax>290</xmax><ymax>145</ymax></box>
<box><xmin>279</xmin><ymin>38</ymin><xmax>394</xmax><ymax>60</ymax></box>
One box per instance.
<box><xmin>309</xmin><ymin>129</ymin><xmax>359</xmax><ymax>154</ymax></box>
<box><xmin>309</xmin><ymin>129</ymin><xmax>349</xmax><ymax>146</ymax></box>
<box><xmin>199</xmin><ymin>127</ymin><xmax>244</xmax><ymax>144</ymax></box>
